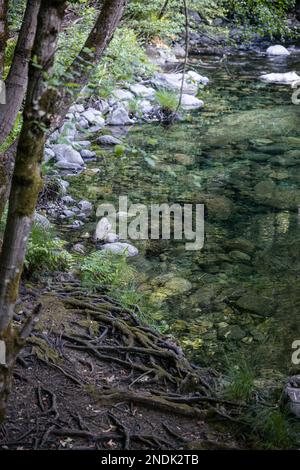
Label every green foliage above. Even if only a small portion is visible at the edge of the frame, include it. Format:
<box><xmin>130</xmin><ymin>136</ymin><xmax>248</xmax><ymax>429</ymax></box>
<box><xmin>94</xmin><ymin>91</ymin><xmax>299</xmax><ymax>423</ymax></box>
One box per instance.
<box><xmin>25</xmin><ymin>222</ymin><xmax>73</xmax><ymax>274</ymax></box>
<box><xmin>155</xmin><ymin>89</ymin><xmax>178</xmax><ymax>112</ymax></box>
<box><xmin>0</xmin><ymin>113</ymin><xmax>22</xmax><ymax>153</ymax></box>
<box><xmin>244</xmin><ymin>406</ymin><xmax>299</xmax><ymax>449</ymax></box>
<box><xmin>91</xmin><ymin>28</ymin><xmax>156</xmax><ymax>92</ymax></box>
<box><xmin>125</xmin><ymin>0</ymin><xmax>184</xmax><ymax>40</ymax></box>
<box><xmin>222</xmin><ymin>0</ymin><xmax>296</xmax><ymax>38</ymax></box>
<box><xmin>79</xmin><ymin>250</ymin><xmax>136</xmax><ymax>291</ymax></box>
<box><xmin>224</xmin><ymin>361</ymin><xmax>255</xmax><ymax>402</ymax></box>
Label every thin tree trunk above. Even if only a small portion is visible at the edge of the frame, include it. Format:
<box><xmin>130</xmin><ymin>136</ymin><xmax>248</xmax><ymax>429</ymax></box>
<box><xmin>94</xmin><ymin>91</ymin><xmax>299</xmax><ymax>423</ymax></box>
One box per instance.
<box><xmin>0</xmin><ymin>0</ymin><xmax>66</xmax><ymax>424</ymax></box>
<box><xmin>0</xmin><ymin>0</ymin><xmax>41</xmax><ymax>144</ymax></box>
<box><xmin>52</xmin><ymin>0</ymin><xmax>127</xmax><ymax>128</ymax></box>
<box><xmin>0</xmin><ymin>0</ymin><xmax>8</xmax><ymax>77</ymax></box>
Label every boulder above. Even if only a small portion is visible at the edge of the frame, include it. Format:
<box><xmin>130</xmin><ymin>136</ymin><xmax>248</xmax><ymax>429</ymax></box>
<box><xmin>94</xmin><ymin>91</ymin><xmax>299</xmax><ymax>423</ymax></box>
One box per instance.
<box><xmin>52</xmin><ymin>144</ymin><xmax>84</xmax><ymax>166</ymax></box>
<box><xmin>111</xmin><ymin>89</ymin><xmax>134</xmax><ymax>101</ymax></box>
<box><xmin>80</xmin><ymin>149</ymin><xmax>96</xmax><ymax>159</ymax></box>
<box><xmin>97</xmin><ymin>135</ymin><xmax>122</xmax><ymax>146</ymax></box>
<box><xmin>266</xmin><ymin>45</ymin><xmax>290</xmax><ymax>56</ymax></box>
<box><xmin>81</xmin><ymin>108</ymin><xmax>105</xmax><ymax>126</ymax></box>
<box><xmin>283</xmin><ymin>376</ymin><xmax>300</xmax><ymax>418</ymax></box>
<box><xmin>103</xmin><ymin>232</ymin><xmax>119</xmax><ymax>243</ymax></box>
<box><xmin>55</xmin><ymin>161</ymin><xmax>83</xmax><ymax>170</ymax></box>
<box><xmin>44</xmin><ymin>147</ymin><xmax>55</xmax><ymax>163</ymax></box>
<box><xmin>181</xmin><ymin>94</ymin><xmax>204</xmax><ymax>110</ymax></box>
<box><xmin>108</xmin><ymin>105</ymin><xmax>133</xmax><ymax>126</ymax></box>
<box><xmin>260</xmin><ymin>71</ymin><xmax>300</xmax><ymax>84</ymax></box>
<box><xmin>69</xmin><ymin>104</ymin><xmax>85</xmax><ymax>113</ymax></box>
<box><xmin>129</xmin><ymin>83</ymin><xmax>156</xmax><ymax>99</ymax></box>
<box><xmin>151</xmin><ymin>71</ymin><xmax>209</xmax><ymax>95</ymax></box>
<box><xmin>78</xmin><ymin>200</ymin><xmax>93</xmax><ymax>213</ymax></box>
<box><xmin>101</xmin><ymin>242</ymin><xmax>139</xmax><ymax>257</ymax></box>
<box><xmin>146</xmin><ymin>45</ymin><xmax>178</xmax><ymax>66</ymax></box>
<box><xmin>34</xmin><ymin>212</ymin><xmax>51</xmax><ymax>229</ymax></box>
<box><xmin>95</xmin><ymin>217</ymin><xmax>112</xmax><ymax>240</ymax></box>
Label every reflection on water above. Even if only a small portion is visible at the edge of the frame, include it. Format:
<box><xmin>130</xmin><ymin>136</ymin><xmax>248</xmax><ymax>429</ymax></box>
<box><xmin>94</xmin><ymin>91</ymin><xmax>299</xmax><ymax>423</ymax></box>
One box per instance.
<box><xmin>71</xmin><ymin>50</ymin><xmax>300</xmax><ymax>372</ymax></box>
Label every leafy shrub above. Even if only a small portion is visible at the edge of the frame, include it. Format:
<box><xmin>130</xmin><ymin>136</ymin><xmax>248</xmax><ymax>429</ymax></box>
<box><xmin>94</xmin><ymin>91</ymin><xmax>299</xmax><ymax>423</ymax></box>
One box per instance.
<box><xmin>155</xmin><ymin>89</ymin><xmax>178</xmax><ymax>112</ymax></box>
<box><xmin>225</xmin><ymin>362</ymin><xmax>255</xmax><ymax>402</ymax></box>
<box><xmin>25</xmin><ymin>223</ymin><xmax>73</xmax><ymax>274</ymax></box>
<box><xmin>222</xmin><ymin>0</ymin><xmax>296</xmax><ymax>38</ymax></box>
<box><xmin>79</xmin><ymin>250</ymin><xmax>136</xmax><ymax>291</ymax></box>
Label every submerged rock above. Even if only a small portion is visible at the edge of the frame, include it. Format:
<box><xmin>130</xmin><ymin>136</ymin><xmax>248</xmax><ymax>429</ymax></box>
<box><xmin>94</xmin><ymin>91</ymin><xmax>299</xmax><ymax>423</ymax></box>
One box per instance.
<box><xmin>235</xmin><ymin>293</ymin><xmax>274</xmax><ymax>317</ymax></box>
<box><xmin>164</xmin><ymin>277</ymin><xmax>192</xmax><ymax>294</ymax></box>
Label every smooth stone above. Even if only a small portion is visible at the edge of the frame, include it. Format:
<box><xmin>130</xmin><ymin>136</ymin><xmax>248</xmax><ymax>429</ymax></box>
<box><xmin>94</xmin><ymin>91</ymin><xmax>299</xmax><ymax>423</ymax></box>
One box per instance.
<box><xmin>260</xmin><ymin>71</ymin><xmax>300</xmax><ymax>84</ymax></box>
<box><xmin>82</xmin><ymin>108</ymin><xmax>105</xmax><ymax>126</ymax></box>
<box><xmin>72</xmin><ymin>243</ymin><xmax>86</xmax><ymax>254</ymax></box>
<box><xmin>108</xmin><ymin>105</ymin><xmax>133</xmax><ymax>126</ymax></box>
<box><xmin>52</xmin><ymin>144</ymin><xmax>84</xmax><ymax>166</ymax></box>
<box><xmin>266</xmin><ymin>45</ymin><xmax>290</xmax><ymax>56</ymax></box>
<box><xmin>97</xmin><ymin>135</ymin><xmax>122</xmax><ymax>146</ymax></box>
<box><xmin>80</xmin><ymin>149</ymin><xmax>96</xmax><ymax>158</ymax></box>
<box><xmin>44</xmin><ymin>147</ymin><xmax>55</xmax><ymax>163</ymax></box>
<box><xmin>164</xmin><ymin>277</ymin><xmax>192</xmax><ymax>294</ymax></box>
<box><xmin>61</xmin><ymin>195</ymin><xmax>75</xmax><ymax>205</ymax></box>
<box><xmin>55</xmin><ymin>161</ymin><xmax>83</xmax><ymax>170</ymax></box>
<box><xmin>78</xmin><ymin>200</ymin><xmax>92</xmax><ymax>213</ymax></box>
<box><xmin>181</xmin><ymin>94</ymin><xmax>204</xmax><ymax>110</ymax></box>
<box><xmin>129</xmin><ymin>83</ymin><xmax>156</xmax><ymax>99</ymax></box>
<box><xmin>34</xmin><ymin>212</ymin><xmax>51</xmax><ymax>229</ymax></box>
<box><xmin>235</xmin><ymin>293</ymin><xmax>273</xmax><ymax>317</ymax></box>
<box><xmin>101</xmin><ymin>242</ymin><xmax>139</xmax><ymax>257</ymax></box>
<box><xmin>69</xmin><ymin>104</ymin><xmax>85</xmax><ymax>113</ymax></box>
<box><xmin>95</xmin><ymin>217</ymin><xmax>112</xmax><ymax>240</ymax></box>
<box><xmin>283</xmin><ymin>376</ymin><xmax>300</xmax><ymax>418</ymax></box>
<box><xmin>103</xmin><ymin>232</ymin><xmax>119</xmax><ymax>243</ymax></box>
<box><xmin>111</xmin><ymin>89</ymin><xmax>134</xmax><ymax>101</ymax></box>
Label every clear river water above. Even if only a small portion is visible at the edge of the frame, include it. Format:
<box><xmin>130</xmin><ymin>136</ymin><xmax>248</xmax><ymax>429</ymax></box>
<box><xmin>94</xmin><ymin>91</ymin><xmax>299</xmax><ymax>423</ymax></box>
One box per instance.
<box><xmin>70</xmin><ymin>48</ymin><xmax>300</xmax><ymax>374</ymax></box>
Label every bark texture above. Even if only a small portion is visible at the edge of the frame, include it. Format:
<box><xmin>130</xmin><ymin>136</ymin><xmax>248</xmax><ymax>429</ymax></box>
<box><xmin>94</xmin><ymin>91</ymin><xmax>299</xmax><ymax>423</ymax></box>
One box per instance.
<box><xmin>0</xmin><ymin>0</ymin><xmax>8</xmax><ymax>77</ymax></box>
<box><xmin>0</xmin><ymin>0</ymin><xmax>41</xmax><ymax>144</ymax></box>
<box><xmin>0</xmin><ymin>0</ymin><xmax>66</xmax><ymax>425</ymax></box>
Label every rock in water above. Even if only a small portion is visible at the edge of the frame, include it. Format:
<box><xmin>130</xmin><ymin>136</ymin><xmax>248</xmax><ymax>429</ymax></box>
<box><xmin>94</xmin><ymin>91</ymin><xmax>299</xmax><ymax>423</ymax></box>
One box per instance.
<box><xmin>260</xmin><ymin>71</ymin><xmax>300</xmax><ymax>84</ymax></box>
<box><xmin>266</xmin><ymin>45</ymin><xmax>290</xmax><ymax>56</ymax></box>
<box><xmin>181</xmin><ymin>94</ymin><xmax>204</xmax><ymax>110</ymax></box>
<box><xmin>101</xmin><ymin>242</ymin><xmax>139</xmax><ymax>257</ymax></box>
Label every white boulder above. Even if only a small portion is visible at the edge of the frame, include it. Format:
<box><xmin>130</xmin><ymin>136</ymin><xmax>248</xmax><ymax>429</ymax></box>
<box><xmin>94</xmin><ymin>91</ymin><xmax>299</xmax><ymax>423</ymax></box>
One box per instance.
<box><xmin>101</xmin><ymin>242</ymin><xmax>139</xmax><ymax>257</ymax></box>
<box><xmin>95</xmin><ymin>217</ymin><xmax>112</xmax><ymax>240</ymax></box>
<box><xmin>266</xmin><ymin>45</ymin><xmax>290</xmax><ymax>56</ymax></box>
<box><xmin>82</xmin><ymin>108</ymin><xmax>105</xmax><ymax>126</ymax></box>
<box><xmin>129</xmin><ymin>84</ymin><xmax>156</xmax><ymax>99</ymax></box>
<box><xmin>181</xmin><ymin>94</ymin><xmax>204</xmax><ymax>110</ymax></box>
<box><xmin>260</xmin><ymin>71</ymin><xmax>300</xmax><ymax>84</ymax></box>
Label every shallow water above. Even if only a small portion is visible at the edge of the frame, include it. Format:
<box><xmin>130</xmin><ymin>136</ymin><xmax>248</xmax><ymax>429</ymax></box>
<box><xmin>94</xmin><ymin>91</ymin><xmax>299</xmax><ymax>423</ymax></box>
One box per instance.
<box><xmin>71</xmin><ymin>50</ymin><xmax>300</xmax><ymax>372</ymax></box>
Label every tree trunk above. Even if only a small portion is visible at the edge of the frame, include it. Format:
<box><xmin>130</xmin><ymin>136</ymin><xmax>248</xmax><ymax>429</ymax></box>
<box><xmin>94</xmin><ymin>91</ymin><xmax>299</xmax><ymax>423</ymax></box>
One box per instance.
<box><xmin>0</xmin><ymin>0</ymin><xmax>66</xmax><ymax>425</ymax></box>
<box><xmin>0</xmin><ymin>0</ymin><xmax>41</xmax><ymax>144</ymax></box>
<box><xmin>53</xmin><ymin>0</ymin><xmax>127</xmax><ymax>128</ymax></box>
<box><xmin>0</xmin><ymin>0</ymin><xmax>8</xmax><ymax>77</ymax></box>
